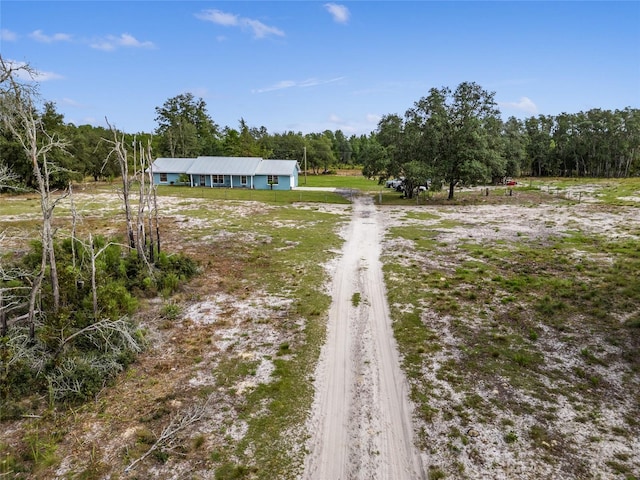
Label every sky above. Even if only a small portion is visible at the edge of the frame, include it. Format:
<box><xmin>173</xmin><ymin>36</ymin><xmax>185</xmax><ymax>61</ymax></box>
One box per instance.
<box><xmin>1</xmin><ymin>1</ymin><xmax>639</xmax><ymax>136</ymax></box>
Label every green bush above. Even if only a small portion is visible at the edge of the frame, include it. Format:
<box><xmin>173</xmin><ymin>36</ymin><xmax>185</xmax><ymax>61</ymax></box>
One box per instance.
<box><xmin>160</xmin><ymin>302</ymin><xmax>182</xmax><ymax>320</ymax></box>
<box><xmin>1</xmin><ymin>235</ymin><xmax>195</xmax><ymax>409</ymax></box>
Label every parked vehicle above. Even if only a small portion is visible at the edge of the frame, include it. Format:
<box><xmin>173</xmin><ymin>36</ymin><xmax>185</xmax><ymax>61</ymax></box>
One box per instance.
<box><xmin>385</xmin><ymin>178</ymin><xmax>404</xmax><ymax>189</ymax></box>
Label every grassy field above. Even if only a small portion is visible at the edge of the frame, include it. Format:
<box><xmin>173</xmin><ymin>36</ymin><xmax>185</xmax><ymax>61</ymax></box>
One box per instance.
<box><xmin>380</xmin><ymin>182</ymin><xmax>640</xmax><ymax>478</ymax></box>
<box><xmin>1</xmin><ymin>175</ymin><xmax>639</xmax><ymax>478</ymax></box>
<box><xmin>0</xmin><ymin>185</ymin><xmax>350</xmax><ymax>479</ymax></box>
<box><xmin>300</xmin><ymin>172</ymin><xmax>382</xmax><ymax>190</ymax></box>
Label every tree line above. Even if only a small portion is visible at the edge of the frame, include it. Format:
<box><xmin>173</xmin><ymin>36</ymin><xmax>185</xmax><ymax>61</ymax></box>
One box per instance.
<box><xmin>1</xmin><ymin>77</ymin><xmax>638</xmax><ymax>196</ymax></box>
<box><xmin>362</xmin><ymin>82</ymin><xmax>640</xmax><ymax>199</ymax></box>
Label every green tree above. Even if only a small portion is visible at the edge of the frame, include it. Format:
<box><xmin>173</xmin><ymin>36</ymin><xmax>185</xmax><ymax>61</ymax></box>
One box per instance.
<box><xmin>331</xmin><ymin>130</ymin><xmax>353</xmax><ymax>167</ymax></box>
<box><xmin>405</xmin><ymin>81</ymin><xmax>503</xmax><ymax>199</ymax></box>
<box><xmin>267</xmin><ymin>131</ymin><xmax>305</xmax><ymax>160</ymax></box>
<box><xmin>360</xmin><ymin>136</ymin><xmax>390</xmax><ymax>181</ymax></box>
<box><xmin>501</xmin><ymin>116</ymin><xmax>528</xmax><ymax>179</ymax></box>
<box><xmin>376</xmin><ymin>114</ymin><xmax>405</xmax><ymax>179</ymax></box>
<box><xmin>154</xmin><ymin>93</ymin><xmax>221</xmax><ymax>157</ymax></box>
<box><xmin>524</xmin><ymin>115</ymin><xmax>555</xmax><ymax>176</ymax></box>
<box><xmin>305</xmin><ymin>134</ymin><xmax>335</xmax><ymax>174</ymax></box>
<box><xmin>67</xmin><ymin>124</ymin><xmax>114</xmax><ymax>181</ymax></box>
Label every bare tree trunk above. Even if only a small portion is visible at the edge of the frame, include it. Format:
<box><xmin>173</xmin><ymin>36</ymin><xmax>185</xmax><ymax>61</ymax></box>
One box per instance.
<box><xmin>42</xmin><ymin>155</ymin><xmax>60</xmax><ymax>312</ymax></box>
<box><xmin>154</xmin><ymin>186</ymin><xmax>161</xmax><ymax>256</ymax></box>
<box><xmin>27</xmin><ymin>256</ymin><xmax>46</xmax><ymax>340</ymax></box>
<box><xmin>1</xmin><ymin>57</ymin><xmax>69</xmax><ymax>324</ymax></box>
<box><xmin>147</xmin><ymin>188</ymin><xmax>155</xmax><ymax>264</ymax></box>
<box><xmin>89</xmin><ymin>234</ymin><xmax>98</xmax><ymax>318</ymax></box>
<box><xmin>144</xmin><ymin>141</ymin><xmax>159</xmax><ymax>261</ymax></box>
<box><xmin>0</xmin><ymin>292</ymin><xmax>5</xmax><ymax>337</ymax></box>
<box><xmin>106</xmin><ymin>119</ymin><xmax>136</xmax><ymax>250</ymax></box>
<box><xmin>1</xmin><ymin>56</ymin><xmax>74</xmax><ymax>345</ymax></box>
<box><xmin>124</xmin><ymin>394</ymin><xmax>212</xmax><ymax>474</ymax></box>
<box><xmin>135</xmin><ymin>140</ymin><xmax>147</xmax><ymax>258</ymax></box>
<box><xmin>69</xmin><ymin>182</ymin><xmax>79</xmax><ymax>285</ymax></box>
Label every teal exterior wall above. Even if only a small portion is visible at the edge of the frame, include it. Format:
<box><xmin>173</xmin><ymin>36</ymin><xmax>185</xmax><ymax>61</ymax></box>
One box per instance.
<box><xmin>153</xmin><ymin>172</ymin><xmax>184</xmax><ymax>185</ymax></box>
<box><xmin>152</xmin><ymin>160</ymin><xmax>298</xmax><ymax>190</ymax></box>
<box><xmin>253</xmin><ymin>175</ymin><xmax>294</xmax><ymax>190</ymax></box>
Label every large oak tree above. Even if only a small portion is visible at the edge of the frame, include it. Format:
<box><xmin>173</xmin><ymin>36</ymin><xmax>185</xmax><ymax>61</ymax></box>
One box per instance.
<box><xmin>405</xmin><ymin>81</ymin><xmax>504</xmax><ymax>199</ymax></box>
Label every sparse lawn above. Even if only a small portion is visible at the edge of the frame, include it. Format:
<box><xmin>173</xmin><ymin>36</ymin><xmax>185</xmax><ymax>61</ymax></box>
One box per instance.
<box><xmin>382</xmin><ymin>179</ymin><xmax>640</xmax><ymax>478</ymax></box>
<box><xmin>156</xmin><ymin>184</ymin><xmax>351</xmax><ymax>204</ymax></box>
<box><xmin>301</xmin><ymin>172</ymin><xmax>380</xmax><ymax>190</ymax></box>
<box><xmin>0</xmin><ymin>185</ymin><xmax>349</xmax><ymax>479</ymax></box>
<box><xmin>2</xmin><ymin>177</ymin><xmax>639</xmax><ymax>479</ymax></box>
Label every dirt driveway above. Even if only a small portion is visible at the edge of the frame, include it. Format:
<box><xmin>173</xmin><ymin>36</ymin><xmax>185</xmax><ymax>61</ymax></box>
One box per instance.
<box><xmin>303</xmin><ymin>195</ymin><xmax>426</xmax><ymax>479</ymax></box>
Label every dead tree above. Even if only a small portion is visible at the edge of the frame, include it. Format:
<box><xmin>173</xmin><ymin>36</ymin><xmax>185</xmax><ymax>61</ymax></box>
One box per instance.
<box><xmin>0</xmin><ymin>162</ymin><xmax>19</xmax><ymax>190</ymax></box>
<box><xmin>141</xmin><ymin>140</ymin><xmax>160</xmax><ymax>261</ymax></box>
<box><xmin>0</xmin><ymin>56</ymin><xmax>69</xmax><ymax>333</ymax></box>
<box><xmin>104</xmin><ymin>124</ymin><xmax>156</xmax><ymax>279</ymax></box>
<box><xmin>105</xmin><ymin>119</ymin><xmax>136</xmax><ymax>251</ymax></box>
<box><xmin>134</xmin><ymin>139</ymin><xmax>148</xmax><ymax>260</ymax></box>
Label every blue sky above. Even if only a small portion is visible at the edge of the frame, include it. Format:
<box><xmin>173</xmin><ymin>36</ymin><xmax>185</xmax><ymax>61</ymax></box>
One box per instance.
<box><xmin>2</xmin><ymin>1</ymin><xmax>639</xmax><ymax>136</ymax></box>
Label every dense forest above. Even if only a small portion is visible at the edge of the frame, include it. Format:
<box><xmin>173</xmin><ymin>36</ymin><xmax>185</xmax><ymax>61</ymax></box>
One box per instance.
<box><xmin>1</xmin><ymin>85</ymin><xmax>638</xmax><ymax>195</ymax></box>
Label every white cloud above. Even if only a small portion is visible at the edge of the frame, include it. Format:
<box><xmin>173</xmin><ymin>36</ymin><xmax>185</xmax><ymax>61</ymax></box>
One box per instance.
<box><xmin>324</xmin><ymin>112</ymin><xmax>380</xmax><ymax>135</ymax></box>
<box><xmin>90</xmin><ymin>33</ymin><xmax>155</xmax><ymax>51</ymax></box>
<box><xmin>244</xmin><ymin>19</ymin><xmax>285</xmax><ymax>39</ymax></box>
<box><xmin>189</xmin><ymin>87</ymin><xmax>210</xmax><ymax>98</ymax></box>
<box><xmin>499</xmin><ymin>96</ymin><xmax>538</xmax><ymax>114</ymax></box>
<box><xmin>29</xmin><ymin>29</ymin><xmax>72</xmax><ymax>43</ymax></box>
<box><xmin>324</xmin><ymin>3</ymin><xmax>350</xmax><ymax>24</ymax></box>
<box><xmin>61</xmin><ymin>98</ymin><xmax>88</xmax><ymax>108</ymax></box>
<box><xmin>30</xmin><ymin>69</ymin><xmax>64</xmax><ymax>82</ymax></box>
<box><xmin>253</xmin><ymin>76</ymin><xmax>345</xmax><ymax>93</ymax></box>
<box><xmin>4</xmin><ymin>59</ymin><xmax>63</xmax><ymax>82</ymax></box>
<box><xmin>1</xmin><ymin>29</ymin><xmax>18</xmax><ymax>41</ymax></box>
<box><xmin>196</xmin><ymin>9</ymin><xmax>239</xmax><ymax>26</ymax></box>
<box><xmin>196</xmin><ymin>9</ymin><xmax>284</xmax><ymax>39</ymax></box>
<box><xmin>366</xmin><ymin>113</ymin><xmax>381</xmax><ymax>124</ymax></box>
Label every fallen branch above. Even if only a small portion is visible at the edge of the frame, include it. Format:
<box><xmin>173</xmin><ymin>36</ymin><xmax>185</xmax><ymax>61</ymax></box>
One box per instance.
<box><xmin>124</xmin><ymin>394</ymin><xmax>213</xmax><ymax>474</ymax></box>
<box><xmin>54</xmin><ymin>316</ymin><xmax>141</xmax><ymax>359</ymax></box>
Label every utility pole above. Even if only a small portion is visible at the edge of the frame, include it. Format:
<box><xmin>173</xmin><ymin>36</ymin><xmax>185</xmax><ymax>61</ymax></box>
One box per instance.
<box><xmin>303</xmin><ymin>146</ymin><xmax>307</xmax><ymax>185</ymax></box>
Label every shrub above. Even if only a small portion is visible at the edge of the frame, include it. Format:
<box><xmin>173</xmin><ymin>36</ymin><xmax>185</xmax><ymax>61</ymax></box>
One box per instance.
<box><xmin>160</xmin><ymin>302</ymin><xmax>182</xmax><ymax>320</ymax></box>
<box><xmin>504</xmin><ymin>431</ymin><xmax>518</xmax><ymax>443</ymax></box>
<box><xmin>1</xmin><ymin>235</ymin><xmax>195</xmax><ymax>409</ymax></box>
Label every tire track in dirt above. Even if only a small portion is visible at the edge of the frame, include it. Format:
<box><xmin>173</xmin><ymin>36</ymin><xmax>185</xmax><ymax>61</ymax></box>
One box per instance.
<box><xmin>303</xmin><ymin>195</ymin><xmax>426</xmax><ymax>480</ymax></box>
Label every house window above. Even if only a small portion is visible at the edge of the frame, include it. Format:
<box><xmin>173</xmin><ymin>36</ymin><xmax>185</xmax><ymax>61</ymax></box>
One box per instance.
<box><xmin>267</xmin><ymin>175</ymin><xmax>279</xmax><ymax>185</ymax></box>
<box><xmin>199</xmin><ymin>175</ymin><xmax>205</xmax><ymax>186</ymax></box>
<box><xmin>212</xmin><ymin>175</ymin><xmax>224</xmax><ymax>184</ymax></box>
<box><xmin>241</xmin><ymin>175</ymin><xmax>247</xmax><ymax>185</ymax></box>
<box><xmin>159</xmin><ymin>173</ymin><xmax>168</xmax><ymax>182</ymax></box>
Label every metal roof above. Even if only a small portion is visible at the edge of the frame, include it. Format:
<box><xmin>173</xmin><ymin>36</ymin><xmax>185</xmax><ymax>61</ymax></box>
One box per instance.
<box><xmin>152</xmin><ymin>157</ymin><xmax>299</xmax><ymax>176</ymax></box>
<box><xmin>255</xmin><ymin>159</ymin><xmax>300</xmax><ymax>176</ymax></box>
<box><xmin>186</xmin><ymin>157</ymin><xmax>262</xmax><ymax>175</ymax></box>
<box><xmin>151</xmin><ymin>157</ymin><xmax>196</xmax><ymax>173</ymax></box>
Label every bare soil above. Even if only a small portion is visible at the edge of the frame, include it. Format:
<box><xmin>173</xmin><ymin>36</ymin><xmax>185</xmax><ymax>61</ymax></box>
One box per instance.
<box><xmin>302</xmin><ymin>195</ymin><xmax>425</xmax><ymax>479</ymax></box>
<box><xmin>1</xmin><ymin>185</ymin><xmax>639</xmax><ymax>479</ymax></box>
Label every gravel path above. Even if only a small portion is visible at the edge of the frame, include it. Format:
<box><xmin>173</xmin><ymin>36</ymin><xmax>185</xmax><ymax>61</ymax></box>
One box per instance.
<box><xmin>303</xmin><ymin>195</ymin><xmax>426</xmax><ymax>480</ymax></box>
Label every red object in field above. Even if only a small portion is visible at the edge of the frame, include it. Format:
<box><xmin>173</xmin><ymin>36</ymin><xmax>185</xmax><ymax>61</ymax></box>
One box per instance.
<box><xmin>506</xmin><ymin>180</ymin><xmax>517</xmax><ymax>186</ymax></box>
